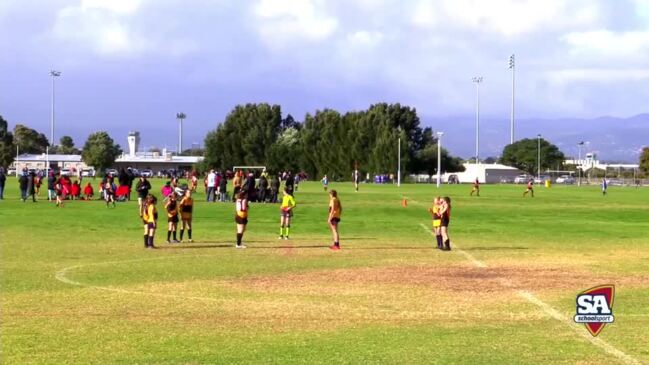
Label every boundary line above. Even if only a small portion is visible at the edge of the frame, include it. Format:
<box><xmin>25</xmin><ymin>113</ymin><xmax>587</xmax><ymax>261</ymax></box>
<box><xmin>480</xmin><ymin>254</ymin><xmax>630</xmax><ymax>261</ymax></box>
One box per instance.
<box><xmin>418</xmin><ymin>223</ymin><xmax>642</xmax><ymax>365</ymax></box>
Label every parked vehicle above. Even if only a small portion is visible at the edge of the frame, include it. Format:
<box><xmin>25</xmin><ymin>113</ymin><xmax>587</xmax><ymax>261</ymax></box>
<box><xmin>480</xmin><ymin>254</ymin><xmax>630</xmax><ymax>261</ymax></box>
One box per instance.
<box><xmin>140</xmin><ymin>169</ymin><xmax>154</xmax><ymax>178</ymax></box>
<box><xmin>514</xmin><ymin>174</ymin><xmax>531</xmax><ymax>184</ymax></box>
<box><xmin>7</xmin><ymin>168</ymin><xmax>16</xmax><ymax>176</ymax></box>
<box><xmin>534</xmin><ymin>175</ymin><xmax>551</xmax><ymax>184</ymax></box>
<box><xmin>81</xmin><ymin>169</ymin><xmax>96</xmax><ymax>177</ymax></box>
<box><xmin>60</xmin><ymin>169</ymin><xmax>71</xmax><ymax>176</ymax></box>
<box><xmin>555</xmin><ymin>175</ymin><xmax>575</xmax><ymax>184</ymax></box>
<box><xmin>499</xmin><ymin>176</ymin><xmax>514</xmax><ymax>183</ymax></box>
<box><xmin>105</xmin><ymin>168</ymin><xmax>118</xmax><ymax>177</ymax></box>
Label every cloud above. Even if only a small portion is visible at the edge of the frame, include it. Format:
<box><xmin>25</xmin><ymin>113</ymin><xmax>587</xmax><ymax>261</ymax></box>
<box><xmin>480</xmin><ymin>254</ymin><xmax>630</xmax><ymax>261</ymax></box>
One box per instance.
<box><xmin>253</xmin><ymin>0</ymin><xmax>338</xmax><ymax>46</ymax></box>
<box><xmin>561</xmin><ymin>30</ymin><xmax>649</xmax><ymax>57</ymax></box>
<box><xmin>546</xmin><ymin>68</ymin><xmax>649</xmax><ymax>83</ymax></box>
<box><xmin>410</xmin><ymin>0</ymin><xmax>601</xmax><ymax>36</ymax></box>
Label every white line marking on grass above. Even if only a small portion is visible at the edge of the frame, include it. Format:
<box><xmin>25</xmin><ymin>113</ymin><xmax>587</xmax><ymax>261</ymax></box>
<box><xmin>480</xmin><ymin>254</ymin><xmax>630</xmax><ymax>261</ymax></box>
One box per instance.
<box><xmin>55</xmin><ymin>255</ymin><xmax>226</xmax><ymax>303</ymax></box>
<box><xmin>418</xmin><ymin>223</ymin><xmax>486</xmax><ymax>268</ymax></box>
<box><xmin>418</xmin><ymin>223</ymin><xmax>643</xmax><ymax>365</ymax></box>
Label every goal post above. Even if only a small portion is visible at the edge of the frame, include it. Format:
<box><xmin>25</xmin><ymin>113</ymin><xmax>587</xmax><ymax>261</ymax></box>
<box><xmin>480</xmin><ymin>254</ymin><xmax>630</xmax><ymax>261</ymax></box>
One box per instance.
<box><xmin>232</xmin><ymin>166</ymin><xmax>266</xmax><ymax>171</ymax></box>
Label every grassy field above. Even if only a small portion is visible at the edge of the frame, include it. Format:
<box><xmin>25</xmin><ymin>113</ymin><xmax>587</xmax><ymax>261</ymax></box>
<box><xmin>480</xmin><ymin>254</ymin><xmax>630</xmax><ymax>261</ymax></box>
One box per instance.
<box><xmin>1</xmin><ymin>178</ymin><xmax>648</xmax><ymax>364</ymax></box>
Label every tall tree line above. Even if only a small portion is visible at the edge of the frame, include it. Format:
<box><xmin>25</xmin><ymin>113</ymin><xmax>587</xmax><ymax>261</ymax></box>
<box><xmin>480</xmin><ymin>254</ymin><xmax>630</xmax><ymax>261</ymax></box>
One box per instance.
<box><xmin>204</xmin><ymin>103</ymin><xmax>464</xmax><ymax>179</ymax></box>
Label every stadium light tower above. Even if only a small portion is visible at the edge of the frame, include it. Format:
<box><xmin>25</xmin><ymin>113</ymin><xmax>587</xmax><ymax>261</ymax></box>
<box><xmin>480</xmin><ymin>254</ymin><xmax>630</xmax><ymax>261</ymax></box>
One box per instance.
<box><xmin>537</xmin><ymin>134</ymin><xmax>542</xmax><ymax>178</ymax></box>
<box><xmin>509</xmin><ymin>54</ymin><xmax>515</xmax><ymax>144</ymax></box>
<box><xmin>50</xmin><ymin>70</ymin><xmax>61</xmax><ymax>145</ymax></box>
<box><xmin>577</xmin><ymin>141</ymin><xmax>584</xmax><ymax>186</ymax></box>
<box><xmin>472</xmin><ymin>76</ymin><xmax>483</xmax><ymax>164</ymax></box>
<box><xmin>397</xmin><ymin>126</ymin><xmax>401</xmax><ymax>187</ymax></box>
<box><xmin>436</xmin><ymin>131</ymin><xmax>444</xmax><ymax>188</ymax></box>
<box><xmin>176</xmin><ymin>112</ymin><xmax>186</xmax><ymax>154</ymax></box>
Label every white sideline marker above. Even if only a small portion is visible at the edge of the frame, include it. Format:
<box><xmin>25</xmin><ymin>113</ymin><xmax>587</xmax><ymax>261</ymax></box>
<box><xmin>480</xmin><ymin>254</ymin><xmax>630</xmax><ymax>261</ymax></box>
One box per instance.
<box><xmin>418</xmin><ymin>223</ymin><xmax>642</xmax><ymax>365</ymax></box>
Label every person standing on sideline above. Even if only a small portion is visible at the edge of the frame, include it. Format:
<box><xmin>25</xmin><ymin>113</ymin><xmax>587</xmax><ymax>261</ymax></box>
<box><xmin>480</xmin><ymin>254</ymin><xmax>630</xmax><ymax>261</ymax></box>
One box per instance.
<box><xmin>258</xmin><ymin>173</ymin><xmax>269</xmax><ymax>203</ymax></box>
<box><xmin>470</xmin><ymin>178</ymin><xmax>480</xmax><ymax>197</ymax></box>
<box><xmin>0</xmin><ymin>167</ymin><xmax>6</xmax><ymax>200</ymax></box>
<box><xmin>219</xmin><ymin>172</ymin><xmax>228</xmax><ymax>202</ymax></box>
<box><xmin>136</xmin><ymin>176</ymin><xmax>152</xmax><ymax>216</ymax></box>
<box><xmin>353</xmin><ymin>169</ymin><xmax>360</xmax><ymax>192</ymax></box>
<box><xmin>206</xmin><ymin>169</ymin><xmax>216</xmax><ymax>202</ymax></box>
<box><xmin>19</xmin><ymin>169</ymin><xmax>28</xmax><ymax>202</ymax></box>
<box><xmin>179</xmin><ymin>189</ymin><xmax>194</xmax><ymax>242</ymax></box>
<box><xmin>270</xmin><ymin>174</ymin><xmax>280</xmax><ymax>203</ymax></box>
<box><xmin>47</xmin><ymin>171</ymin><xmax>56</xmax><ymax>201</ymax></box>
<box><xmin>284</xmin><ymin>171</ymin><xmax>294</xmax><ymax>195</ymax></box>
<box><xmin>523</xmin><ymin>179</ymin><xmax>534</xmax><ymax>197</ymax></box>
<box><xmin>328</xmin><ymin>189</ymin><xmax>342</xmax><ymax>250</ymax></box>
<box><xmin>601</xmin><ymin>178</ymin><xmax>608</xmax><ymax>196</ymax></box>
<box><xmin>26</xmin><ymin>171</ymin><xmax>36</xmax><ymax>202</ymax></box>
<box><xmin>279</xmin><ymin>188</ymin><xmax>296</xmax><ymax>239</ymax></box>
<box><xmin>235</xmin><ymin>190</ymin><xmax>249</xmax><ymax>249</ymax></box>
<box><xmin>439</xmin><ymin>197</ymin><xmax>452</xmax><ymax>251</ymax></box>
<box><xmin>321</xmin><ymin>174</ymin><xmax>329</xmax><ymax>191</ymax></box>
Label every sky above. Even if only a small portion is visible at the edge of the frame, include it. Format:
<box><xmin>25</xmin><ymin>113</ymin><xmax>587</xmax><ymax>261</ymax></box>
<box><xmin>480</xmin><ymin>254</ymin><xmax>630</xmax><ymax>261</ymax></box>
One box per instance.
<box><xmin>1</xmin><ymin>0</ymin><xmax>648</xmax><ymax>155</ymax></box>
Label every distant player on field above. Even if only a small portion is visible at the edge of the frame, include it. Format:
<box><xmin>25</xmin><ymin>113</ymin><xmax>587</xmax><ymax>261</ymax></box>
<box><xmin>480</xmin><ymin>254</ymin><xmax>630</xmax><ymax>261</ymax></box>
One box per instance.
<box><xmin>601</xmin><ymin>178</ymin><xmax>608</xmax><ymax>196</ymax></box>
<box><xmin>428</xmin><ymin>196</ymin><xmax>443</xmax><ymax>249</ymax></box>
<box><xmin>353</xmin><ymin>169</ymin><xmax>360</xmax><ymax>192</ymax></box>
<box><xmin>439</xmin><ymin>196</ymin><xmax>452</xmax><ymax>251</ymax></box>
<box><xmin>279</xmin><ymin>188</ymin><xmax>296</xmax><ymax>240</ymax></box>
<box><xmin>328</xmin><ymin>189</ymin><xmax>342</xmax><ymax>250</ymax></box>
<box><xmin>470</xmin><ymin>178</ymin><xmax>480</xmax><ymax>197</ymax></box>
<box><xmin>523</xmin><ymin>179</ymin><xmax>534</xmax><ymax>197</ymax></box>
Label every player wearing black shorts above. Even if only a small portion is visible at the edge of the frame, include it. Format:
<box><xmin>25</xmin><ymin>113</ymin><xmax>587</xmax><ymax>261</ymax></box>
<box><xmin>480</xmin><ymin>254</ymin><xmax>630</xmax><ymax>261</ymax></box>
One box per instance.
<box><xmin>235</xmin><ymin>190</ymin><xmax>249</xmax><ymax>249</ymax></box>
<box><xmin>523</xmin><ymin>179</ymin><xmax>534</xmax><ymax>197</ymax></box>
<box><xmin>165</xmin><ymin>194</ymin><xmax>179</xmax><ymax>243</ymax></box>
<box><xmin>328</xmin><ymin>189</ymin><xmax>342</xmax><ymax>250</ymax></box>
<box><xmin>439</xmin><ymin>196</ymin><xmax>452</xmax><ymax>251</ymax></box>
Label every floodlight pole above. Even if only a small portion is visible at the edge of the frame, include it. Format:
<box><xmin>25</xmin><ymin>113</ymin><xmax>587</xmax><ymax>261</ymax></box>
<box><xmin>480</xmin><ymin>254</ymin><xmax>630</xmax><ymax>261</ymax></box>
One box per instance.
<box><xmin>176</xmin><ymin>112</ymin><xmax>186</xmax><ymax>154</ymax></box>
<box><xmin>577</xmin><ymin>141</ymin><xmax>584</xmax><ymax>186</ymax></box>
<box><xmin>537</xmin><ymin>134</ymin><xmax>542</xmax><ymax>178</ymax></box>
<box><xmin>436</xmin><ymin>132</ymin><xmax>444</xmax><ymax>188</ymax></box>
<box><xmin>50</xmin><ymin>70</ymin><xmax>61</xmax><ymax>145</ymax></box>
<box><xmin>472</xmin><ymin>76</ymin><xmax>483</xmax><ymax>164</ymax></box>
<box><xmin>509</xmin><ymin>54</ymin><xmax>515</xmax><ymax>144</ymax></box>
<box><xmin>397</xmin><ymin>127</ymin><xmax>401</xmax><ymax>187</ymax></box>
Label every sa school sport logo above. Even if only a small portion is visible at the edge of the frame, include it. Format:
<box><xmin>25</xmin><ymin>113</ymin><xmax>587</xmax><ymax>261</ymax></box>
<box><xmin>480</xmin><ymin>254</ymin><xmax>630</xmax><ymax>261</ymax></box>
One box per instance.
<box><xmin>574</xmin><ymin>285</ymin><xmax>615</xmax><ymax>336</ymax></box>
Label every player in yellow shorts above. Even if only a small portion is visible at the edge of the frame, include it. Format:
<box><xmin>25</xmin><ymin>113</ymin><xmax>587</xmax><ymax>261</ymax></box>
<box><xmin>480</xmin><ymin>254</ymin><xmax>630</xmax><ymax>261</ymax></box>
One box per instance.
<box><xmin>279</xmin><ymin>188</ymin><xmax>296</xmax><ymax>240</ymax></box>
<box><xmin>144</xmin><ymin>194</ymin><xmax>158</xmax><ymax>249</ymax></box>
<box><xmin>428</xmin><ymin>196</ymin><xmax>443</xmax><ymax>249</ymax></box>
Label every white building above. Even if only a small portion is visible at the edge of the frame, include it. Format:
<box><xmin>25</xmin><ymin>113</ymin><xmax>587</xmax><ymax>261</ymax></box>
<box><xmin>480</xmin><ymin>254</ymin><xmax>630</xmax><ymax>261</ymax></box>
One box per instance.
<box><xmin>443</xmin><ymin>163</ymin><xmax>523</xmax><ymax>184</ymax></box>
<box><xmin>113</xmin><ymin>131</ymin><xmax>203</xmax><ymax>171</ymax></box>
<box><xmin>12</xmin><ymin>153</ymin><xmax>91</xmax><ymax>172</ymax></box>
<box><xmin>565</xmin><ymin>153</ymin><xmax>639</xmax><ymax>172</ymax></box>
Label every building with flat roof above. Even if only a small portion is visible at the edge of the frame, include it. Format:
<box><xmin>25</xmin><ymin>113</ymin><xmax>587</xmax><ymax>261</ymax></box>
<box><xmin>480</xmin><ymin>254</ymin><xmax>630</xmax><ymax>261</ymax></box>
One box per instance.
<box><xmin>113</xmin><ymin>131</ymin><xmax>203</xmax><ymax>172</ymax></box>
<box><xmin>12</xmin><ymin>153</ymin><xmax>91</xmax><ymax>172</ymax></box>
<box><xmin>443</xmin><ymin>163</ymin><xmax>523</xmax><ymax>184</ymax></box>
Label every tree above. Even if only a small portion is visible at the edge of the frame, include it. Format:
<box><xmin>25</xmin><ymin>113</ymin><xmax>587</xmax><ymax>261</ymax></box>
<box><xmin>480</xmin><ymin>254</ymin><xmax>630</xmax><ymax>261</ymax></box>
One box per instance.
<box><xmin>639</xmin><ymin>147</ymin><xmax>649</xmax><ymax>177</ymax></box>
<box><xmin>13</xmin><ymin>124</ymin><xmax>49</xmax><ymax>154</ymax></box>
<box><xmin>81</xmin><ymin>132</ymin><xmax>122</xmax><ymax>173</ymax></box>
<box><xmin>500</xmin><ymin>138</ymin><xmax>565</xmax><ymax>174</ymax></box>
<box><xmin>203</xmin><ymin>103</ymin><xmax>283</xmax><ymax>170</ymax></box>
<box><xmin>52</xmin><ymin>135</ymin><xmax>80</xmax><ymax>154</ymax></box>
<box><xmin>0</xmin><ymin>115</ymin><xmax>15</xmax><ymax>167</ymax></box>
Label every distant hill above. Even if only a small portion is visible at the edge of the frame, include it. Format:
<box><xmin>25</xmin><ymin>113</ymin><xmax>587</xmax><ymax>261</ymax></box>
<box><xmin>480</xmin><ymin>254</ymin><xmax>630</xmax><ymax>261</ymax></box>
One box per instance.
<box><xmin>424</xmin><ymin>114</ymin><xmax>648</xmax><ymax>163</ymax></box>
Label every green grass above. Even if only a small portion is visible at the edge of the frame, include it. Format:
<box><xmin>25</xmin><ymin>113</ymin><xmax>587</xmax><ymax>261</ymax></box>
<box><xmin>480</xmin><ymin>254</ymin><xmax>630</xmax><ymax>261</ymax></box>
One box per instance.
<box><xmin>1</xmin><ymin>179</ymin><xmax>648</xmax><ymax>364</ymax></box>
